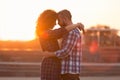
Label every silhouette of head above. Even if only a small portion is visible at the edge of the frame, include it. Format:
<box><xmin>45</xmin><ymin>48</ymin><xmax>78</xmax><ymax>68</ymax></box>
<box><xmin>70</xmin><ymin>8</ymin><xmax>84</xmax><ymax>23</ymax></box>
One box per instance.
<box><xmin>58</xmin><ymin>9</ymin><xmax>72</xmax><ymax>28</ymax></box>
<box><xmin>36</xmin><ymin>9</ymin><xmax>57</xmax><ymax>35</ymax></box>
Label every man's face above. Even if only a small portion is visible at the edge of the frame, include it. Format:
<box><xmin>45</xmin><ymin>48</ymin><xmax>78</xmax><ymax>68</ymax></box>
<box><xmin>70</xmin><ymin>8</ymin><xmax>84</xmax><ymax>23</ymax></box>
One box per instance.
<box><xmin>58</xmin><ymin>14</ymin><xmax>66</xmax><ymax>28</ymax></box>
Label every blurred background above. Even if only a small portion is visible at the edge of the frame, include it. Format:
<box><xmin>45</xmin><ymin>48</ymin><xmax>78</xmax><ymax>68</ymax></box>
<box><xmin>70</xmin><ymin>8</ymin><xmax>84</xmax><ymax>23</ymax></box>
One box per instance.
<box><xmin>0</xmin><ymin>0</ymin><xmax>120</xmax><ymax>78</ymax></box>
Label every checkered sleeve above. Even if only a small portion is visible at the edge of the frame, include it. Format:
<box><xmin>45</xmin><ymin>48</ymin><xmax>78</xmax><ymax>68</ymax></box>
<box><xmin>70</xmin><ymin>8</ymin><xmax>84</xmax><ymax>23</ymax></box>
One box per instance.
<box><xmin>55</xmin><ymin>31</ymin><xmax>78</xmax><ymax>58</ymax></box>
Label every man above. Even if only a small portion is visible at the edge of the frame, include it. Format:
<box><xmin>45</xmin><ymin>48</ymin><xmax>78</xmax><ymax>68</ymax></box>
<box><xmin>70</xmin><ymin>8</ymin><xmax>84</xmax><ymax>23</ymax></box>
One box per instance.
<box><xmin>54</xmin><ymin>9</ymin><xmax>83</xmax><ymax>80</ymax></box>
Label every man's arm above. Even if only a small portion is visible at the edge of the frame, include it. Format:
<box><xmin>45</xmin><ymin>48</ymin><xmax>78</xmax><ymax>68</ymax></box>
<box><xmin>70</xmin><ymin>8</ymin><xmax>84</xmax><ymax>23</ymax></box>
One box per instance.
<box><xmin>42</xmin><ymin>31</ymin><xmax>80</xmax><ymax>57</ymax></box>
<box><xmin>55</xmin><ymin>31</ymin><xmax>78</xmax><ymax>58</ymax></box>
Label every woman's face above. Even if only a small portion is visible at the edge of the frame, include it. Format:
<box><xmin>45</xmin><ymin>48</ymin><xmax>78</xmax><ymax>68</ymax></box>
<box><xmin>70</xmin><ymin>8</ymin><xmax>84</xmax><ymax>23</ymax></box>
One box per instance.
<box><xmin>51</xmin><ymin>20</ymin><xmax>56</xmax><ymax>28</ymax></box>
<box><xmin>47</xmin><ymin>18</ymin><xmax>57</xmax><ymax>29</ymax></box>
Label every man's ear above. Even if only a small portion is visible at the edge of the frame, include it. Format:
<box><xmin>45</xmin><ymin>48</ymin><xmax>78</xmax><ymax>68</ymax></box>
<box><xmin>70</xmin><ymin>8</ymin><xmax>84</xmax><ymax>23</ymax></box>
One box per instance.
<box><xmin>63</xmin><ymin>18</ymin><xmax>69</xmax><ymax>26</ymax></box>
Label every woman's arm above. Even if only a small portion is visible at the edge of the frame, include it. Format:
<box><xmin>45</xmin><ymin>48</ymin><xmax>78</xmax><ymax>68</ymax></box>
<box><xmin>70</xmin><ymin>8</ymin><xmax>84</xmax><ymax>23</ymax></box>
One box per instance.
<box><xmin>66</xmin><ymin>23</ymin><xmax>85</xmax><ymax>34</ymax></box>
<box><xmin>39</xmin><ymin>23</ymin><xmax>84</xmax><ymax>39</ymax></box>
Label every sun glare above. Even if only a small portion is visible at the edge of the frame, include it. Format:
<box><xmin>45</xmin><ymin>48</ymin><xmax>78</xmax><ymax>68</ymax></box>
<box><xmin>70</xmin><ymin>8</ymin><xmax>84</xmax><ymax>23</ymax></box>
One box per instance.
<box><xmin>0</xmin><ymin>35</ymin><xmax>35</xmax><ymax>41</ymax></box>
<box><xmin>0</xmin><ymin>0</ymin><xmax>120</xmax><ymax>41</ymax></box>
<box><xmin>0</xmin><ymin>27</ymin><xmax>36</xmax><ymax>41</ymax></box>
<box><xmin>0</xmin><ymin>33</ymin><xmax>35</xmax><ymax>41</ymax></box>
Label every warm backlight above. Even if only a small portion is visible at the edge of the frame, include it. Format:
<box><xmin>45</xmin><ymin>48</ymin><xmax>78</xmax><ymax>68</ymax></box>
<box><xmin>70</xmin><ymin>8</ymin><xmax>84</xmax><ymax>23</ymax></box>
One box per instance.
<box><xmin>0</xmin><ymin>28</ymin><xmax>36</xmax><ymax>41</ymax></box>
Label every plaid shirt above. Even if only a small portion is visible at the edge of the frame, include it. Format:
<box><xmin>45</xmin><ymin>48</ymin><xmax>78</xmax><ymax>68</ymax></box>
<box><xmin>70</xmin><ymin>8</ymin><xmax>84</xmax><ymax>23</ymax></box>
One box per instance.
<box><xmin>55</xmin><ymin>28</ymin><xmax>82</xmax><ymax>74</ymax></box>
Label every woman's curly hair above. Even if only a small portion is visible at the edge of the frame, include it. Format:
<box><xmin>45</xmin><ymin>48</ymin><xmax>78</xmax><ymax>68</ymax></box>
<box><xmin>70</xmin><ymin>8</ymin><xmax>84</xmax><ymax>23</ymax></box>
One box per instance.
<box><xmin>36</xmin><ymin>9</ymin><xmax>57</xmax><ymax>36</ymax></box>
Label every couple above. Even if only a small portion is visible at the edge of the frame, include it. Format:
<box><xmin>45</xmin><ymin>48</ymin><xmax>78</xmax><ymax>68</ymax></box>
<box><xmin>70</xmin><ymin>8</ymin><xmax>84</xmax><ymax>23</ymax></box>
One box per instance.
<box><xmin>36</xmin><ymin>9</ymin><xmax>84</xmax><ymax>80</ymax></box>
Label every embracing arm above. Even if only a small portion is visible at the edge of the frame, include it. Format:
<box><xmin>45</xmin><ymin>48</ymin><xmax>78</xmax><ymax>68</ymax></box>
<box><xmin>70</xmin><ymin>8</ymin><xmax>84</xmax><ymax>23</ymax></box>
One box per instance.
<box><xmin>38</xmin><ymin>23</ymin><xmax>84</xmax><ymax>39</ymax></box>
<box><xmin>55</xmin><ymin>31</ymin><xmax>78</xmax><ymax>58</ymax></box>
<box><xmin>42</xmin><ymin>31</ymin><xmax>78</xmax><ymax>58</ymax></box>
<box><xmin>65</xmin><ymin>23</ymin><xmax>84</xmax><ymax>31</ymax></box>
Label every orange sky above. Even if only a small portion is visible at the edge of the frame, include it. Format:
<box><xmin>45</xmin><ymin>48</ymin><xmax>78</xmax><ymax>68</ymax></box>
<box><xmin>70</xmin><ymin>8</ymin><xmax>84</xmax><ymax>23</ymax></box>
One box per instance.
<box><xmin>0</xmin><ymin>0</ymin><xmax>120</xmax><ymax>41</ymax></box>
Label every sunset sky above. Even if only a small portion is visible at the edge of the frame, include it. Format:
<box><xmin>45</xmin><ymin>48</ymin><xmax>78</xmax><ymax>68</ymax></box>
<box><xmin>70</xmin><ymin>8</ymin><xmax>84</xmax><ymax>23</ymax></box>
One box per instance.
<box><xmin>0</xmin><ymin>0</ymin><xmax>120</xmax><ymax>41</ymax></box>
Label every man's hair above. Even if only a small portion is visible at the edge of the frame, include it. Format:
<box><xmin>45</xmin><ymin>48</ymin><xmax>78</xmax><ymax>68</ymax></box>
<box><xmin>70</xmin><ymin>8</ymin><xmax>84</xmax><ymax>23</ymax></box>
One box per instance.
<box><xmin>36</xmin><ymin>9</ymin><xmax>57</xmax><ymax>35</ymax></box>
<box><xmin>58</xmin><ymin>9</ymin><xmax>72</xmax><ymax>20</ymax></box>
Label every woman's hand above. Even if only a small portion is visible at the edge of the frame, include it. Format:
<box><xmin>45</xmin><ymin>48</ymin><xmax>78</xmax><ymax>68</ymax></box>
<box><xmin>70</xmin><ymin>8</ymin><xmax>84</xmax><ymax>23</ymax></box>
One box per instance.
<box><xmin>77</xmin><ymin>23</ymin><xmax>85</xmax><ymax>34</ymax></box>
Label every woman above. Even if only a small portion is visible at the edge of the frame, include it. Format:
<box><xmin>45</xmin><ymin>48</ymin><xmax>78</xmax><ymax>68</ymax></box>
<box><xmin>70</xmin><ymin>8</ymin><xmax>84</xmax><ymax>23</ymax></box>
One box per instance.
<box><xmin>36</xmin><ymin>9</ymin><xmax>82</xmax><ymax>80</ymax></box>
